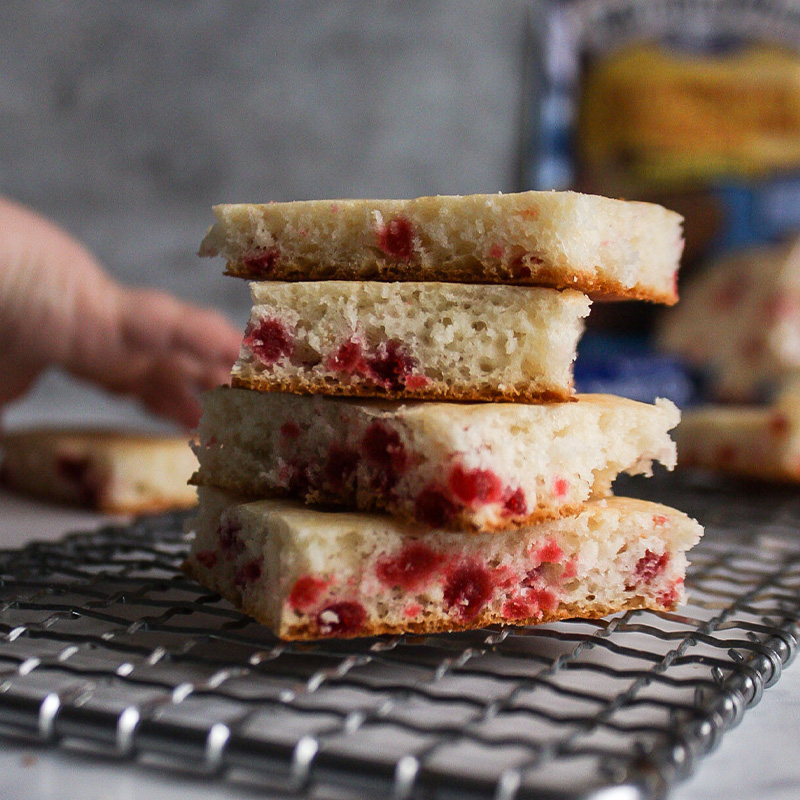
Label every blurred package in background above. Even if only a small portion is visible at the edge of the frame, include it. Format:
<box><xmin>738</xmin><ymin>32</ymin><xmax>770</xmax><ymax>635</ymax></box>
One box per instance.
<box><xmin>527</xmin><ymin>0</ymin><xmax>800</xmax><ymax>405</ymax></box>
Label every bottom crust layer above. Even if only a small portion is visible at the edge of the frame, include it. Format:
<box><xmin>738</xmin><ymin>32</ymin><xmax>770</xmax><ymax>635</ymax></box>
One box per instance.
<box><xmin>183</xmin><ymin>556</ymin><xmax>669</xmax><ymax>640</ymax></box>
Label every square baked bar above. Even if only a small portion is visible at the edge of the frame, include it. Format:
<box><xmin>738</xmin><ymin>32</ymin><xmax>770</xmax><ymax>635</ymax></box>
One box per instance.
<box><xmin>233</xmin><ymin>282</ymin><xmax>590</xmax><ymax>402</ymax></box>
<box><xmin>193</xmin><ymin>388</ymin><xmax>679</xmax><ymax>531</ymax></box>
<box><xmin>200</xmin><ymin>191</ymin><xmax>683</xmax><ymax>303</ymax></box>
<box><xmin>184</xmin><ymin>487</ymin><xmax>702</xmax><ymax>640</ymax></box>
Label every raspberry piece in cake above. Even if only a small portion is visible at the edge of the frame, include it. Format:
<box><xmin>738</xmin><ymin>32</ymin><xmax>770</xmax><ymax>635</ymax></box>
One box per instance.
<box><xmin>231</xmin><ymin>281</ymin><xmax>591</xmax><ymax>402</ymax></box>
<box><xmin>242</xmin><ymin>318</ymin><xmax>293</xmax><ymax>365</ymax></box>
<box><xmin>1</xmin><ymin>428</ymin><xmax>198</xmax><ymax>513</ymax></box>
<box><xmin>443</xmin><ymin>561</ymin><xmax>494</xmax><ymax>621</ymax></box>
<box><xmin>193</xmin><ymin>387</ymin><xmax>680</xmax><ymax>531</ymax></box>
<box><xmin>199</xmin><ymin>191</ymin><xmax>683</xmax><ymax>304</ymax></box>
<box><xmin>448</xmin><ymin>465</ymin><xmax>504</xmax><ymax>507</ymax></box>
<box><xmin>376</xmin><ymin>215</ymin><xmax>416</xmax><ymax>260</ymax></box>
<box><xmin>376</xmin><ymin>542</ymin><xmax>445</xmax><ymax>591</ymax></box>
<box><xmin>184</xmin><ymin>487</ymin><xmax>703</xmax><ymax>640</ymax></box>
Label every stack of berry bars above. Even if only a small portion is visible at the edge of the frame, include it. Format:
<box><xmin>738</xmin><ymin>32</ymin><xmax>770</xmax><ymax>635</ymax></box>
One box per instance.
<box><xmin>185</xmin><ymin>191</ymin><xmax>703</xmax><ymax>640</ymax></box>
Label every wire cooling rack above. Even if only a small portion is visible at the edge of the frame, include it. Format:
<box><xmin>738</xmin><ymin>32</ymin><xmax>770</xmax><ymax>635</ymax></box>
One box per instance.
<box><xmin>0</xmin><ymin>474</ymin><xmax>797</xmax><ymax>800</ymax></box>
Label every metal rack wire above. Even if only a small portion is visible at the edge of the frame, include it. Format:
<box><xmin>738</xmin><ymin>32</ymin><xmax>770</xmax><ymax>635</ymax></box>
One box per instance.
<box><xmin>0</xmin><ymin>473</ymin><xmax>797</xmax><ymax>800</ymax></box>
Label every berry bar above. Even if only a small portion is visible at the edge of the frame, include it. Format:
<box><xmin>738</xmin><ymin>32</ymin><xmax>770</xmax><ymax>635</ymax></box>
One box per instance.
<box><xmin>184</xmin><ymin>487</ymin><xmax>703</xmax><ymax>640</ymax></box>
<box><xmin>658</xmin><ymin>238</ymin><xmax>800</xmax><ymax>401</ymax></box>
<box><xmin>200</xmin><ymin>191</ymin><xmax>683</xmax><ymax>304</ymax></box>
<box><xmin>675</xmin><ymin>383</ymin><xmax>800</xmax><ymax>481</ymax></box>
<box><xmin>0</xmin><ymin>428</ymin><xmax>198</xmax><ymax>513</ymax></box>
<box><xmin>233</xmin><ymin>282</ymin><xmax>590</xmax><ymax>402</ymax></box>
<box><xmin>192</xmin><ymin>387</ymin><xmax>679</xmax><ymax>531</ymax></box>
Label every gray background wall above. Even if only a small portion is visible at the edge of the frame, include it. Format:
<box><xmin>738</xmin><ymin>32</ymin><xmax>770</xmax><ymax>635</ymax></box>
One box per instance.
<box><xmin>0</xmin><ymin>0</ymin><xmax>531</xmax><ymax>425</ymax></box>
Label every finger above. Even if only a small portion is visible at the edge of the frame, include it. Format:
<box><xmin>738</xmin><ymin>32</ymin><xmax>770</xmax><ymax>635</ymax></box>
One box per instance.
<box><xmin>132</xmin><ymin>354</ymin><xmax>208</xmax><ymax>430</ymax></box>
<box><xmin>118</xmin><ymin>288</ymin><xmax>241</xmax><ymax>365</ymax></box>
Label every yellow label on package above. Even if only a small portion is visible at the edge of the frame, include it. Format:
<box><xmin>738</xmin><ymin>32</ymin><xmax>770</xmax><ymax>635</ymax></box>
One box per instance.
<box><xmin>578</xmin><ymin>44</ymin><xmax>800</xmax><ymax>187</ymax></box>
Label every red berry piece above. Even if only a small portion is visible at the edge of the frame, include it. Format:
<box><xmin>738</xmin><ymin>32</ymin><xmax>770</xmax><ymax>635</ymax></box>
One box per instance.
<box><xmin>447</xmin><ymin>465</ymin><xmax>503</xmax><ymax>507</ymax></box>
<box><xmin>502</xmin><ymin>488</ymin><xmax>527</xmax><ymax>517</ymax></box>
<box><xmin>56</xmin><ymin>454</ymin><xmax>91</xmax><ymax>484</ymax></box>
<box><xmin>235</xmin><ymin>558</ymin><xmax>262</xmax><ymax>587</ymax></box>
<box><xmin>561</xmin><ymin>557</ymin><xmax>578</xmax><ymax>580</ymax></box>
<box><xmin>327</xmin><ymin>338</ymin><xmax>367</xmax><ymax>375</ymax></box>
<box><xmin>324</xmin><ymin>444</ymin><xmax>360</xmax><ymax>490</ymax></box>
<box><xmin>218</xmin><ymin>517</ymin><xmax>244</xmax><ymax>557</ymax></box>
<box><xmin>502</xmin><ymin>597</ymin><xmax>532</xmax><ymax>620</ymax></box>
<box><xmin>243</xmin><ymin>247</ymin><xmax>280</xmax><ymax>275</ymax></box>
<box><xmin>535</xmin><ymin>538</ymin><xmax>564</xmax><ymax>565</ymax></box>
<box><xmin>404</xmin><ymin>374</ymin><xmax>432</xmax><ymax>390</ymax></box>
<box><xmin>493</xmin><ymin>565</ymin><xmax>517</xmax><ymax>590</ymax></box>
<box><xmin>361</xmin><ymin>423</ymin><xmax>407</xmax><ymax>474</ymax></box>
<box><xmin>526</xmin><ymin>587</ymin><xmax>559</xmax><ymax>616</ymax></box>
<box><xmin>288</xmin><ymin>575</ymin><xmax>328</xmax><ymax>611</ymax></box>
<box><xmin>195</xmin><ymin>550</ymin><xmax>218</xmax><ymax>569</ymax></box>
<box><xmin>366</xmin><ymin>340</ymin><xmax>417</xmax><ymax>391</ymax></box>
<box><xmin>403</xmin><ymin>603</ymin><xmax>423</xmax><ymax>618</ymax></box>
<box><xmin>243</xmin><ymin>318</ymin><xmax>294</xmax><ymax>365</ymax></box>
<box><xmin>444</xmin><ymin>561</ymin><xmax>493</xmax><ymax>621</ymax></box>
<box><xmin>553</xmin><ymin>478</ymin><xmax>569</xmax><ymax>499</ymax></box>
<box><xmin>377</xmin><ymin>216</ymin><xmax>415</xmax><ymax>260</ymax></box>
<box><xmin>522</xmin><ymin>565</ymin><xmax>545</xmax><ymax>588</ymax></box>
<box><xmin>634</xmin><ymin>550</ymin><xmax>670</xmax><ymax>584</ymax></box>
<box><xmin>658</xmin><ymin>586</ymin><xmax>680</xmax><ymax>608</ymax></box>
<box><xmin>652</xmin><ymin>514</ymin><xmax>668</xmax><ymax>527</ymax></box>
<box><xmin>657</xmin><ymin>580</ymin><xmax>682</xmax><ymax>607</ymax></box>
<box><xmin>414</xmin><ymin>486</ymin><xmax>458</xmax><ymax>528</ymax></box>
<box><xmin>317</xmin><ymin>601</ymin><xmax>366</xmax><ymax>637</ymax></box>
<box><xmin>376</xmin><ymin>542</ymin><xmax>445</xmax><ymax>590</ymax></box>
<box><xmin>489</xmin><ymin>244</ymin><xmax>504</xmax><ymax>260</ymax></box>
<box><xmin>55</xmin><ymin>454</ymin><xmax>102</xmax><ymax>505</ymax></box>
<box><xmin>280</xmin><ymin>421</ymin><xmax>301</xmax><ymax>440</ymax></box>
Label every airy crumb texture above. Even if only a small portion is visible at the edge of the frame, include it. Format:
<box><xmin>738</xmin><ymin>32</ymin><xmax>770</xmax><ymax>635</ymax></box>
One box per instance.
<box><xmin>675</xmin><ymin>383</ymin><xmax>800</xmax><ymax>482</ymax></box>
<box><xmin>0</xmin><ymin>428</ymin><xmax>198</xmax><ymax>513</ymax></box>
<box><xmin>199</xmin><ymin>191</ymin><xmax>683</xmax><ymax>304</ymax></box>
<box><xmin>232</xmin><ymin>282</ymin><xmax>590</xmax><ymax>402</ymax></box>
<box><xmin>184</xmin><ymin>488</ymin><xmax>703</xmax><ymax>640</ymax></box>
<box><xmin>658</xmin><ymin>238</ymin><xmax>800</xmax><ymax>401</ymax></box>
<box><xmin>192</xmin><ymin>387</ymin><xmax>679</xmax><ymax>531</ymax></box>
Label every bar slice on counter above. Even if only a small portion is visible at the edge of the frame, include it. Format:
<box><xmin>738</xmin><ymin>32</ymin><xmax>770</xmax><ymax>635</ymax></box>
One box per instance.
<box><xmin>200</xmin><ymin>191</ymin><xmax>683</xmax><ymax>304</ymax></box>
<box><xmin>0</xmin><ymin>428</ymin><xmax>197</xmax><ymax>513</ymax></box>
<box><xmin>184</xmin><ymin>487</ymin><xmax>703</xmax><ymax>640</ymax></box>
<box><xmin>657</xmin><ymin>238</ymin><xmax>800</xmax><ymax>402</ymax></box>
<box><xmin>675</xmin><ymin>383</ymin><xmax>800</xmax><ymax>482</ymax></box>
<box><xmin>233</xmin><ymin>282</ymin><xmax>590</xmax><ymax>402</ymax></box>
<box><xmin>192</xmin><ymin>387</ymin><xmax>679</xmax><ymax>531</ymax></box>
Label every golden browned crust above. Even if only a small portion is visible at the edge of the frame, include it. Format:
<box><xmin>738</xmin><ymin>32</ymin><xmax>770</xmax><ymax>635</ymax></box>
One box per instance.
<box><xmin>278</xmin><ymin>597</ymin><xmax>670</xmax><ymax>641</ymax></box>
<box><xmin>224</xmin><ymin>259</ymin><xmax>678</xmax><ymax>305</ymax></box>
<box><xmin>230</xmin><ymin>374</ymin><xmax>575</xmax><ymax>404</ymax></box>
<box><xmin>182</xmin><ymin>558</ymin><xmax>672</xmax><ymax>641</ymax></box>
